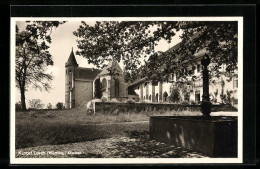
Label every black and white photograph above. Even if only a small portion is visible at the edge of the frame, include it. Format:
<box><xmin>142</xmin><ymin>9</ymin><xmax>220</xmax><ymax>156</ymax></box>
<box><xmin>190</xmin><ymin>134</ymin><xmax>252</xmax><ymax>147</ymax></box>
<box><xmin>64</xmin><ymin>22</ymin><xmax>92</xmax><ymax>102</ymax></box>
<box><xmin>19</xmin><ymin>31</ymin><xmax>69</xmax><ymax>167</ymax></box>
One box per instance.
<box><xmin>10</xmin><ymin>17</ymin><xmax>243</xmax><ymax>164</ymax></box>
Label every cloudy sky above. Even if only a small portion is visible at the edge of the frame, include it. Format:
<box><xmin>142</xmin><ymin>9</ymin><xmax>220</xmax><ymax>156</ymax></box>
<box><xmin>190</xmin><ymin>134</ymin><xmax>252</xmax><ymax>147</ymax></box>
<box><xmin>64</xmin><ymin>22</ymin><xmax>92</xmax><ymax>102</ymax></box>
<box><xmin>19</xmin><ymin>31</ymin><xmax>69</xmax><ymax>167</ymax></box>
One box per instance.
<box><xmin>15</xmin><ymin>20</ymin><xmax>182</xmax><ymax>107</ymax></box>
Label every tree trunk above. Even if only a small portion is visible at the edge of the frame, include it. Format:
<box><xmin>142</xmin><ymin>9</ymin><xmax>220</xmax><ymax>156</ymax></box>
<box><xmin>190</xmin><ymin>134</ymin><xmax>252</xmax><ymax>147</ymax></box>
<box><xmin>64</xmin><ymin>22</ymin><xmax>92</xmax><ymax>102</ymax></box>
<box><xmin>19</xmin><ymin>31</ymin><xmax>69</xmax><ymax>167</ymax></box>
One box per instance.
<box><xmin>20</xmin><ymin>86</ymin><xmax>26</xmax><ymax>110</ymax></box>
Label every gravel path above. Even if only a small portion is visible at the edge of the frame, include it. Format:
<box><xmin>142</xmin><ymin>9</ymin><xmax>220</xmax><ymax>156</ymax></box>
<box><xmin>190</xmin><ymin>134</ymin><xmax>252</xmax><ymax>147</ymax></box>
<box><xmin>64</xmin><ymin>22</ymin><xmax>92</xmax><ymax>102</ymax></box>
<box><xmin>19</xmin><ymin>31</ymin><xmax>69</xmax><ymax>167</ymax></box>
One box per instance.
<box><xmin>16</xmin><ymin>131</ymin><xmax>208</xmax><ymax>158</ymax></box>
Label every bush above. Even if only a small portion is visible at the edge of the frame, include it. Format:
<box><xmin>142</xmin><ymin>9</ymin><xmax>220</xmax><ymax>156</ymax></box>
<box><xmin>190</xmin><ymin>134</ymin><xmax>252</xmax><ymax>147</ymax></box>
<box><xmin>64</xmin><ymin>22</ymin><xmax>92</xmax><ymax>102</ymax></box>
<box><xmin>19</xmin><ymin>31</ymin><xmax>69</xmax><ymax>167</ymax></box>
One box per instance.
<box><xmin>101</xmin><ymin>96</ymin><xmax>107</xmax><ymax>102</ymax></box>
<box><xmin>15</xmin><ymin>102</ymin><xmax>22</xmax><ymax>111</ymax></box>
<box><xmin>56</xmin><ymin>102</ymin><xmax>64</xmax><ymax>109</ymax></box>
<box><xmin>180</xmin><ymin>100</ymin><xmax>189</xmax><ymax>105</ymax></box>
<box><xmin>29</xmin><ymin>99</ymin><xmax>45</xmax><ymax>109</ymax></box>
<box><xmin>46</xmin><ymin>103</ymin><xmax>52</xmax><ymax>109</ymax></box>
<box><xmin>92</xmin><ymin>99</ymin><xmax>102</xmax><ymax>102</ymax></box>
<box><xmin>109</xmin><ymin>98</ymin><xmax>119</xmax><ymax>103</ymax></box>
<box><xmin>169</xmin><ymin>87</ymin><xmax>181</xmax><ymax>103</ymax></box>
<box><xmin>139</xmin><ymin>99</ymin><xmax>152</xmax><ymax>103</ymax></box>
<box><xmin>126</xmin><ymin>98</ymin><xmax>135</xmax><ymax>104</ymax></box>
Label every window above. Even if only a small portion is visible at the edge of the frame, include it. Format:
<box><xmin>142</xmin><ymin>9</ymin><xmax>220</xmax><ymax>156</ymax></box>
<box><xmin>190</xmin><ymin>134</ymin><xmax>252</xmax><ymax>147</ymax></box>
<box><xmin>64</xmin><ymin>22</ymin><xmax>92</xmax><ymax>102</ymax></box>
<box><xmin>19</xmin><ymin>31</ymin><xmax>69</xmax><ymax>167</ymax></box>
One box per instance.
<box><xmin>168</xmin><ymin>73</ymin><xmax>174</xmax><ymax>81</ymax></box>
<box><xmin>102</xmin><ymin>78</ymin><xmax>107</xmax><ymax>91</ymax></box>
<box><xmin>233</xmin><ymin>78</ymin><xmax>238</xmax><ymax>89</ymax></box>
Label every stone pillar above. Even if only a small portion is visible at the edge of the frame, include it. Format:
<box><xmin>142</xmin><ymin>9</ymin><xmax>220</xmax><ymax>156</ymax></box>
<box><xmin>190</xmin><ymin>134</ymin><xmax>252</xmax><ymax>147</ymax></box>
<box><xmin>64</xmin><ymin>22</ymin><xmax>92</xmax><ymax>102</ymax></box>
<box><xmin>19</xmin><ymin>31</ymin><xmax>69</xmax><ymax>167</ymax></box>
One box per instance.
<box><xmin>152</xmin><ymin>85</ymin><xmax>155</xmax><ymax>102</ymax></box>
<box><xmin>201</xmin><ymin>54</ymin><xmax>211</xmax><ymax>117</ymax></box>
<box><xmin>159</xmin><ymin>82</ymin><xmax>163</xmax><ymax>102</ymax></box>
<box><xmin>140</xmin><ymin>83</ymin><xmax>144</xmax><ymax>101</ymax></box>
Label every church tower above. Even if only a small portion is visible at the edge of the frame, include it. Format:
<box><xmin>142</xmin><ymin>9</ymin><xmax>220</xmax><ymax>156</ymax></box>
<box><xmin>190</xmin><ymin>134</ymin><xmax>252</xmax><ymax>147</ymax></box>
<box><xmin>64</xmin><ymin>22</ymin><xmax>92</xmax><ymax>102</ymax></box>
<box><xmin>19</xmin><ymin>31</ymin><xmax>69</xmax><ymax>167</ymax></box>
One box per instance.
<box><xmin>65</xmin><ymin>48</ymin><xmax>78</xmax><ymax>108</ymax></box>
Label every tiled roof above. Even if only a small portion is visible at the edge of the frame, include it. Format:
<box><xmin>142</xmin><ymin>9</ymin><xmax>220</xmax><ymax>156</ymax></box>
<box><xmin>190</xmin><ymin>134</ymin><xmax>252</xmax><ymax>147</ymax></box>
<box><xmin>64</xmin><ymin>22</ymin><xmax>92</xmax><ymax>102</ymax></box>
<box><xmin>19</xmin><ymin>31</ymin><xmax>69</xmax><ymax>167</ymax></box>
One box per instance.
<box><xmin>129</xmin><ymin>32</ymin><xmax>204</xmax><ymax>87</ymax></box>
<box><xmin>66</xmin><ymin>49</ymin><xmax>78</xmax><ymax>66</ymax></box>
<box><xmin>75</xmin><ymin>67</ymin><xmax>102</xmax><ymax>80</ymax></box>
<box><xmin>98</xmin><ymin>60</ymin><xmax>123</xmax><ymax>76</ymax></box>
<box><xmin>128</xmin><ymin>78</ymin><xmax>146</xmax><ymax>87</ymax></box>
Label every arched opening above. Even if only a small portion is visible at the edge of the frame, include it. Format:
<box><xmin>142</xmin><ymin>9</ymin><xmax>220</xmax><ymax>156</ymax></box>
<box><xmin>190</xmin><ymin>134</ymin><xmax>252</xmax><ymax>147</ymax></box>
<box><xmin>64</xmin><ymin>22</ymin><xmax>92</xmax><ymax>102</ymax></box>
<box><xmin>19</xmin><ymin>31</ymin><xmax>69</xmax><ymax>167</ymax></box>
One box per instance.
<box><xmin>156</xmin><ymin>93</ymin><xmax>159</xmax><ymax>102</ymax></box>
<box><xmin>102</xmin><ymin>78</ymin><xmax>107</xmax><ymax>91</ymax></box>
<box><xmin>195</xmin><ymin>90</ymin><xmax>200</xmax><ymax>102</ymax></box>
<box><xmin>94</xmin><ymin>78</ymin><xmax>102</xmax><ymax>99</ymax></box>
<box><xmin>149</xmin><ymin>95</ymin><xmax>151</xmax><ymax>101</ymax></box>
<box><xmin>163</xmin><ymin>92</ymin><xmax>168</xmax><ymax>102</ymax></box>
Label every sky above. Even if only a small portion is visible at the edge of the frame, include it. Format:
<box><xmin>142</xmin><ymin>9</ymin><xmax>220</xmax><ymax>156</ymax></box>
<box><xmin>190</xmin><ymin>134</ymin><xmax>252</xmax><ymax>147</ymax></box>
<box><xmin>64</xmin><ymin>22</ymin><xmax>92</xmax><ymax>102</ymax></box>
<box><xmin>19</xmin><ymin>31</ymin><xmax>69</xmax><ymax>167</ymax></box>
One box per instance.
<box><xmin>15</xmin><ymin>21</ymin><xmax>182</xmax><ymax>107</ymax></box>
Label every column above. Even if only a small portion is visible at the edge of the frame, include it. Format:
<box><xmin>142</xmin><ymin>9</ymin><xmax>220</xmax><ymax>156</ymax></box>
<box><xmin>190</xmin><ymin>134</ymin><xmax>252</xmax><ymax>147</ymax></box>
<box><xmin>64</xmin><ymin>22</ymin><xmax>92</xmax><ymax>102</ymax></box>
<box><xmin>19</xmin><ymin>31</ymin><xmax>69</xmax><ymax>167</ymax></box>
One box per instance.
<box><xmin>201</xmin><ymin>54</ymin><xmax>211</xmax><ymax>117</ymax></box>
<box><xmin>140</xmin><ymin>83</ymin><xmax>144</xmax><ymax>101</ymax></box>
<box><xmin>152</xmin><ymin>85</ymin><xmax>155</xmax><ymax>102</ymax></box>
<box><xmin>159</xmin><ymin>82</ymin><xmax>163</xmax><ymax>102</ymax></box>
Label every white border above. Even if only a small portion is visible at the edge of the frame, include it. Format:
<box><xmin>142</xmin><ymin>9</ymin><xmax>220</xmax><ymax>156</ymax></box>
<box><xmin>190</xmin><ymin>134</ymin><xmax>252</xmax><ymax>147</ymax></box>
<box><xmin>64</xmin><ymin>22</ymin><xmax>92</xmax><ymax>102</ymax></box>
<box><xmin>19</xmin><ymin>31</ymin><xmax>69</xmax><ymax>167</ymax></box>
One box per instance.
<box><xmin>10</xmin><ymin>17</ymin><xmax>243</xmax><ymax>164</ymax></box>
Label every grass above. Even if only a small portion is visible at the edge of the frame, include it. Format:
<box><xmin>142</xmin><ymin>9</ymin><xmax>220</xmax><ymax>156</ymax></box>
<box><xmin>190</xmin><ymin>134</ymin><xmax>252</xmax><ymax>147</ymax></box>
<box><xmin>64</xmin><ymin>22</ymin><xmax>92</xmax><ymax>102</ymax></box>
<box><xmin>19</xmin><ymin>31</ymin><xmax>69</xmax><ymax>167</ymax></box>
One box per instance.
<box><xmin>16</xmin><ymin>108</ymin><xmax>202</xmax><ymax>126</ymax></box>
<box><xmin>15</xmin><ymin>108</ymin><xmax>237</xmax><ymax>149</ymax></box>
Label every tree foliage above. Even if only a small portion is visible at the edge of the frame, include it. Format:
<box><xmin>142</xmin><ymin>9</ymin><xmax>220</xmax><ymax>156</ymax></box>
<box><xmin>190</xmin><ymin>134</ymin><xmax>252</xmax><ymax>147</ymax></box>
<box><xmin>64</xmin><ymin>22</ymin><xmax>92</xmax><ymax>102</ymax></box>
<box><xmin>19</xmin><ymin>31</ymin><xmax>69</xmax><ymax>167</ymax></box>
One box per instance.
<box><xmin>56</xmin><ymin>102</ymin><xmax>64</xmax><ymax>109</ymax></box>
<box><xmin>47</xmin><ymin>103</ymin><xmax>53</xmax><ymax>109</ymax></box>
<box><xmin>74</xmin><ymin>21</ymin><xmax>238</xmax><ymax>82</ymax></box>
<box><xmin>28</xmin><ymin>99</ymin><xmax>45</xmax><ymax>109</ymax></box>
<box><xmin>16</xmin><ymin>21</ymin><xmax>66</xmax><ymax>110</ymax></box>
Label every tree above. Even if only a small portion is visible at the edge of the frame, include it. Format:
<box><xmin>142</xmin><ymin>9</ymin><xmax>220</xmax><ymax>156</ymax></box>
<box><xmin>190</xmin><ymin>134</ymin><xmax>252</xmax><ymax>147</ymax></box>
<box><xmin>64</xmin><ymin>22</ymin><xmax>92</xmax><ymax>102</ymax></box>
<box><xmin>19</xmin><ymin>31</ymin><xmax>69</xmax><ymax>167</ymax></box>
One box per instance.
<box><xmin>46</xmin><ymin>103</ymin><xmax>52</xmax><ymax>109</ymax></box>
<box><xmin>56</xmin><ymin>102</ymin><xmax>64</xmax><ymax>109</ymax></box>
<box><xmin>16</xmin><ymin>21</ymin><xmax>66</xmax><ymax>110</ymax></box>
<box><xmin>169</xmin><ymin>86</ymin><xmax>181</xmax><ymax>103</ymax></box>
<box><xmin>74</xmin><ymin>21</ymin><xmax>238</xmax><ymax>82</ymax></box>
<box><xmin>29</xmin><ymin>99</ymin><xmax>45</xmax><ymax>109</ymax></box>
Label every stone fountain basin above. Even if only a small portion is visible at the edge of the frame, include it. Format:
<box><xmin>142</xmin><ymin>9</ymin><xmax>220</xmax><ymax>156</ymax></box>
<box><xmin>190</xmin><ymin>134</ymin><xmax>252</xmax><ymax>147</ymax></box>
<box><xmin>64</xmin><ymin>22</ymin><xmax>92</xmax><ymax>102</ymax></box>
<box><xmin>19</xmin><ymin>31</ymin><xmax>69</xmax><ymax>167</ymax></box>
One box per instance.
<box><xmin>149</xmin><ymin>116</ymin><xmax>237</xmax><ymax>157</ymax></box>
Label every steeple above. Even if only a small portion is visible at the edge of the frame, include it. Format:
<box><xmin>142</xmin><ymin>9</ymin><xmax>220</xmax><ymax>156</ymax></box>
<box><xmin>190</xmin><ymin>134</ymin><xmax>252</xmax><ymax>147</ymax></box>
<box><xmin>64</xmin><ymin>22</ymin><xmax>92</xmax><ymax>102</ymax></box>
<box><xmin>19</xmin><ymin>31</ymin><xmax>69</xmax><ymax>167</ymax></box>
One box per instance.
<box><xmin>65</xmin><ymin>47</ymin><xmax>78</xmax><ymax>67</ymax></box>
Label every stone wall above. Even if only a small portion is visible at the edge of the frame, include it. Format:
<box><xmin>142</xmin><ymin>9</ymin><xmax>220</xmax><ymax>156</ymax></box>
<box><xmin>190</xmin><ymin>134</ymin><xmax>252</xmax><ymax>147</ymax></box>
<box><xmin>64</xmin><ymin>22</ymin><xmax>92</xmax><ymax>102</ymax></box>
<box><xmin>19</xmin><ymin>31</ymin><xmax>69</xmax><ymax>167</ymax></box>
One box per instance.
<box><xmin>75</xmin><ymin>80</ymin><xmax>93</xmax><ymax>108</ymax></box>
<box><xmin>94</xmin><ymin>102</ymin><xmax>237</xmax><ymax>113</ymax></box>
<box><xmin>149</xmin><ymin>116</ymin><xmax>238</xmax><ymax>157</ymax></box>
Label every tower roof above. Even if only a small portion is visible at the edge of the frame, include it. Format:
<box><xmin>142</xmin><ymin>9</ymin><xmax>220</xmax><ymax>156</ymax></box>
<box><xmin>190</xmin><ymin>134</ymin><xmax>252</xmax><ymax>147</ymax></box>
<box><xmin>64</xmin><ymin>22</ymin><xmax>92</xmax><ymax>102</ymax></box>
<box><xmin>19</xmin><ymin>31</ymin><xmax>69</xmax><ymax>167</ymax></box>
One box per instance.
<box><xmin>66</xmin><ymin>48</ymin><xmax>78</xmax><ymax>67</ymax></box>
<box><xmin>98</xmin><ymin>59</ymin><xmax>123</xmax><ymax>76</ymax></box>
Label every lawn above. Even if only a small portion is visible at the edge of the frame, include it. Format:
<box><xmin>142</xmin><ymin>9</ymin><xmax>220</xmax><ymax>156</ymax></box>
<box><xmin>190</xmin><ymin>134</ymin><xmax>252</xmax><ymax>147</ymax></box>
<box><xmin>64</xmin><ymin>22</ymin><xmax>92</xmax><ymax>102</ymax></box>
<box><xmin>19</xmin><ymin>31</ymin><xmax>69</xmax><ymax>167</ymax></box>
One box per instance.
<box><xmin>16</xmin><ymin>108</ymin><xmax>204</xmax><ymax>125</ymax></box>
<box><xmin>15</xmin><ymin>108</ymin><xmax>237</xmax><ymax>149</ymax></box>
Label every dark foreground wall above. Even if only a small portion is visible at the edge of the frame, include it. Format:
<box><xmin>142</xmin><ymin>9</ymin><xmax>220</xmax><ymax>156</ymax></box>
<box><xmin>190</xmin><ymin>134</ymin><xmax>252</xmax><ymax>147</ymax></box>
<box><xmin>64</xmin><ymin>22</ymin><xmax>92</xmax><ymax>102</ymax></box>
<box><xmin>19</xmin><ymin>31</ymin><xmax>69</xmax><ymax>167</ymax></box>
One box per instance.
<box><xmin>94</xmin><ymin>102</ymin><xmax>237</xmax><ymax>113</ymax></box>
<box><xmin>149</xmin><ymin>116</ymin><xmax>238</xmax><ymax>157</ymax></box>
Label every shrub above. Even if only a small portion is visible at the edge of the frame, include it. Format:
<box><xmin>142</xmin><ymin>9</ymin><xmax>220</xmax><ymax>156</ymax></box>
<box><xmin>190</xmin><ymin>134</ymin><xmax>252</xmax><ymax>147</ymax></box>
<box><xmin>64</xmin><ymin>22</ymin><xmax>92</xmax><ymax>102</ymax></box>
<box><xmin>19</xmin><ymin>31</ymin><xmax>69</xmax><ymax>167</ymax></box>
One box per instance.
<box><xmin>92</xmin><ymin>99</ymin><xmax>102</xmax><ymax>102</ymax></box>
<box><xmin>56</xmin><ymin>102</ymin><xmax>64</xmax><ymax>109</ymax></box>
<box><xmin>46</xmin><ymin>103</ymin><xmax>52</xmax><ymax>109</ymax></box>
<box><xmin>180</xmin><ymin>100</ymin><xmax>189</xmax><ymax>105</ymax></box>
<box><xmin>109</xmin><ymin>98</ymin><xmax>119</xmax><ymax>103</ymax></box>
<box><xmin>139</xmin><ymin>99</ymin><xmax>152</xmax><ymax>103</ymax></box>
<box><xmin>169</xmin><ymin>87</ymin><xmax>181</xmax><ymax>103</ymax></box>
<box><xmin>15</xmin><ymin>102</ymin><xmax>22</xmax><ymax>111</ymax></box>
<box><xmin>101</xmin><ymin>96</ymin><xmax>107</xmax><ymax>102</ymax></box>
<box><xmin>29</xmin><ymin>99</ymin><xmax>45</xmax><ymax>109</ymax></box>
<box><xmin>86</xmin><ymin>99</ymin><xmax>102</xmax><ymax>112</ymax></box>
<box><xmin>86</xmin><ymin>101</ymin><xmax>94</xmax><ymax>110</ymax></box>
<box><xmin>126</xmin><ymin>98</ymin><xmax>135</xmax><ymax>104</ymax></box>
